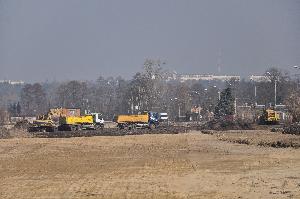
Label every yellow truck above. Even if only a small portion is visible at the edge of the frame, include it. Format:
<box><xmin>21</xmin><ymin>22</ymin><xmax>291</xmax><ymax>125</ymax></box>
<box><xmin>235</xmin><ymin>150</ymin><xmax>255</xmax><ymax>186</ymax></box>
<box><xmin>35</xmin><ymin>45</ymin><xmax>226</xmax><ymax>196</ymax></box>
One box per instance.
<box><xmin>58</xmin><ymin>113</ymin><xmax>104</xmax><ymax>131</ymax></box>
<box><xmin>115</xmin><ymin>112</ymin><xmax>159</xmax><ymax>129</ymax></box>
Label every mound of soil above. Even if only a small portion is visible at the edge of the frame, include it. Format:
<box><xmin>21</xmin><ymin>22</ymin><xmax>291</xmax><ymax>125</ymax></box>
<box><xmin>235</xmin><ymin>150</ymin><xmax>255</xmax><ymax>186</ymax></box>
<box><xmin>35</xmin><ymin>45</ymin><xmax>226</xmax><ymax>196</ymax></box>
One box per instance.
<box><xmin>283</xmin><ymin>123</ymin><xmax>300</xmax><ymax>135</ymax></box>
<box><xmin>0</xmin><ymin>127</ymin><xmax>10</xmax><ymax>139</ymax></box>
<box><xmin>0</xmin><ymin>126</ymin><xmax>31</xmax><ymax>139</ymax></box>
<box><xmin>14</xmin><ymin>120</ymin><xmax>30</xmax><ymax>130</ymax></box>
<box><xmin>201</xmin><ymin>119</ymin><xmax>253</xmax><ymax>131</ymax></box>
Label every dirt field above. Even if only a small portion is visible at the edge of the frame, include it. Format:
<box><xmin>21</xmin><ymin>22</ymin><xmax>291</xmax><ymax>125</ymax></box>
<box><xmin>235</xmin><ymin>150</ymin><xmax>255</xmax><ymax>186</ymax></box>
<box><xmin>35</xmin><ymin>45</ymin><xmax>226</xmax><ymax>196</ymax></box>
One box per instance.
<box><xmin>0</xmin><ymin>131</ymin><xmax>300</xmax><ymax>198</ymax></box>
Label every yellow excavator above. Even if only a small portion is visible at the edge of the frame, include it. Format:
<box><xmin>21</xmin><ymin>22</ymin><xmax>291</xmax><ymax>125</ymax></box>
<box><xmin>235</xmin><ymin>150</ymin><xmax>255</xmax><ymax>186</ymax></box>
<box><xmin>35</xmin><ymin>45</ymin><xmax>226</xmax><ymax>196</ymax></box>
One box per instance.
<box><xmin>28</xmin><ymin>108</ymin><xmax>81</xmax><ymax>132</ymax></box>
<box><xmin>258</xmin><ymin>109</ymin><xmax>280</xmax><ymax>125</ymax></box>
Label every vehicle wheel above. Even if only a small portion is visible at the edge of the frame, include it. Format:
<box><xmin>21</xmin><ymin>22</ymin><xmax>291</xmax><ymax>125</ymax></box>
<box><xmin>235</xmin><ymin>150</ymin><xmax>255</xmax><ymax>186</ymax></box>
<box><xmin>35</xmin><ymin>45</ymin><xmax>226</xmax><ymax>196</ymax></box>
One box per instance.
<box><xmin>77</xmin><ymin>126</ymin><xmax>82</xmax><ymax>131</ymax></box>
<box><xmin>96</xmin><ymin>124</ymin><xmax>104</xmax><ymax>130</ymax></box>
<box><xmin>149</xmin><ymin>123</ymin><xmax>156</xmax><ymax>129</ymax></box>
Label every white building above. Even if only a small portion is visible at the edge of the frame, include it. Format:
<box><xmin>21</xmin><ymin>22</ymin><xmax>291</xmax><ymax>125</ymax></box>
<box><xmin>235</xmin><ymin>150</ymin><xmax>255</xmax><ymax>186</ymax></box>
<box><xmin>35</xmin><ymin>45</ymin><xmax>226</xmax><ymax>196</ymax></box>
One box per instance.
<box><xmin>178</xmin><ymin>74</ymin><xmax>240</xmax><ymax>82</ymax></box>
<box><xmin>0</xmin><ymin>80</ymin><xmax>25</xmax><ymax>85</ymax></box>
<box><xmin>249</xmin><ymin>75</ymin><xmax>271</xmax><ymax>82</ymax></box>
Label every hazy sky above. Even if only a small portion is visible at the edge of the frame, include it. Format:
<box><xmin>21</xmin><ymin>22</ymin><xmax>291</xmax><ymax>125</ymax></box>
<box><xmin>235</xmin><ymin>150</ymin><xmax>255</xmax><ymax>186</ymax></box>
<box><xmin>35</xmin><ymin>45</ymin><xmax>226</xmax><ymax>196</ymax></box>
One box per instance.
<box><xmin>1</xmin><ymin>0</ymin><xmax>300</xmax><ymax>82</ymax></box>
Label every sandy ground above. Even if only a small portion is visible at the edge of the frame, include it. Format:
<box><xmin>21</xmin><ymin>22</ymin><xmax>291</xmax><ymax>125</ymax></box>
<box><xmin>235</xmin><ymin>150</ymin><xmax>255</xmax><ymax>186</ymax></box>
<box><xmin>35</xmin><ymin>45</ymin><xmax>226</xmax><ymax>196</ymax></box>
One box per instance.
<box><xmin>0</xmin><ymin>131</ymin><xmax>300</xmax><ymax>199</ymax></box>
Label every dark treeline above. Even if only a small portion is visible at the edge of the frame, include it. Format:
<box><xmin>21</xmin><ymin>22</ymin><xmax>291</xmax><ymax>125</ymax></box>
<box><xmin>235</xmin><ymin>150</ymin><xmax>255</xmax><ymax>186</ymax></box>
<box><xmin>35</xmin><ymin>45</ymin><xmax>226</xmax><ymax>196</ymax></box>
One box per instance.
<box><xmin>1</xmin><ymin>60</ymin><xmax>299</xmax><ymax>121</ymax></box>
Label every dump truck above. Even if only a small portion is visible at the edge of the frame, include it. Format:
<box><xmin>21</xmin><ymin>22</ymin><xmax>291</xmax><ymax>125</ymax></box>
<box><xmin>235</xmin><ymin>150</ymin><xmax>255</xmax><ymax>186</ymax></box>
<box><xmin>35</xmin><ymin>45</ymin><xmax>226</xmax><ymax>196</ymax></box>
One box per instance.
<box><xmin>259</xmin><ymin>109</ymin><xmax>280</xmax><ymax>125</ymax></box>
<box><xmin>58</xmin><ymin>113</ymin><xmax>104</xmax><ymax>131</ymax></box>
<box><xmin>115</xmin><ymin>111</ymin><xmax>159</xmax><ymax>129</ymax></box>
<box><xmin>58</xmin><ymin>115</ymin><xmax>93</xmax><ymax>131</ymax></box>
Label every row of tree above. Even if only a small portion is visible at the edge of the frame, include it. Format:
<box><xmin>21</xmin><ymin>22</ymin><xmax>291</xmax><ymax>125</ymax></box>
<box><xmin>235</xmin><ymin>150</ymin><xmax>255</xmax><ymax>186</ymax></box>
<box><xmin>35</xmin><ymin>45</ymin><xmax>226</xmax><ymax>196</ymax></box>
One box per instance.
<box><xmin>1</xmin><ymin>60</ymin><xmax>300</xmax><ymax>121</ymax></box>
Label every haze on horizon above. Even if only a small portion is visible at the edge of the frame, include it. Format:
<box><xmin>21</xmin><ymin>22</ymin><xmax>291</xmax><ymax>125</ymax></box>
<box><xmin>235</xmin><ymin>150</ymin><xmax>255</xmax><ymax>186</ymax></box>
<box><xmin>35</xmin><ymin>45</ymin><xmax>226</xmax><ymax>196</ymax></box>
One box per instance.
<box><xmin>0</xmin><ymin>0</ymin><xmax>300</xmax><ymax>83</ymax></box>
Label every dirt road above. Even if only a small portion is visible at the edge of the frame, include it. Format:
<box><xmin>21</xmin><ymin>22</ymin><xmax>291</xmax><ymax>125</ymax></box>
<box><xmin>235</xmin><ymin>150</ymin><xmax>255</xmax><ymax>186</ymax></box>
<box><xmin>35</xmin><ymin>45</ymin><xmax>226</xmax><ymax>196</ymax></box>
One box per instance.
<box><xmin>0</xmin><ymin>131</ymin><xmax>299</xmax><ymax>198</ymax></box>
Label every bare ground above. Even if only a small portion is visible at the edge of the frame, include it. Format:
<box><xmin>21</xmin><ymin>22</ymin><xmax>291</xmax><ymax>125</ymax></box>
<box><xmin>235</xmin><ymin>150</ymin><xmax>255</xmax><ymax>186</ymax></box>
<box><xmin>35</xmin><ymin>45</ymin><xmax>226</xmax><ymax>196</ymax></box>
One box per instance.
<box><xmin>0</xmin><ymin>131</ymin><xmax>300</xmax><ymax>199</ymax></box>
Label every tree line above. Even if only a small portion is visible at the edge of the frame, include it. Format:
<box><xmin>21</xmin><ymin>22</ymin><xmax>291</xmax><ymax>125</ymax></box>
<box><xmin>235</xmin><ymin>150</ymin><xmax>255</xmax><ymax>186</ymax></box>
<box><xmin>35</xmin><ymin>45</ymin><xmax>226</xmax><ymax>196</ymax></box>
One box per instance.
<box><xmin>1</xmin><ymin>60</ymin><xmax>300</xmax><ymax>122</ymax></box>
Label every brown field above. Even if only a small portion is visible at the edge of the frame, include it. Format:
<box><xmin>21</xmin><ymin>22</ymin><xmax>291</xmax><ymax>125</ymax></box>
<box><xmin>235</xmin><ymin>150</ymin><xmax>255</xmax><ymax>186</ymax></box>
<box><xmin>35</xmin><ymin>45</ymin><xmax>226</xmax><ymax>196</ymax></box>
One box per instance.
<box><xmin>0</xmin><ymin>131</ymin><xmax>300</xmax><ymax>199</ymax></box>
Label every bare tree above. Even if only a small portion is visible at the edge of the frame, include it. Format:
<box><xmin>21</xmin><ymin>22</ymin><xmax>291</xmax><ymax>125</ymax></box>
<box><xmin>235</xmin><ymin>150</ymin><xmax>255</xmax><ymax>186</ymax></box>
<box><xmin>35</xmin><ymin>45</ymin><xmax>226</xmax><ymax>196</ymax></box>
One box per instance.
<box><xmin>56</xmin><ymin>81</ymin><xmax>88</xmax><ymax>111</ymax></box>
<box><xmin>124</xmin><ymin>59</ymin><xmax>167</xmax><ymax>113</ymax></box>
<box><xmin>0</xmin><ymin>108</ymin><xmax>9</xmax><ymax>125</ymax></box>
<box><xmin>285</xmin><ymin>89</ymin><xmax>300</xmax><ymax>122</ymax></box>
<box><xmin>20</xmin><ymin>83</ymin><xmax>47</xmax><ymax>116</ymax></box>
<box><xmin>170</xmin><ymin>82</ymin><xmax>192</xmax><ymax>120</ymax></box>
<box><xmin>259</xmin><ymin>67</ymin><xmax>291</xmax><ymax>106</ymax></box>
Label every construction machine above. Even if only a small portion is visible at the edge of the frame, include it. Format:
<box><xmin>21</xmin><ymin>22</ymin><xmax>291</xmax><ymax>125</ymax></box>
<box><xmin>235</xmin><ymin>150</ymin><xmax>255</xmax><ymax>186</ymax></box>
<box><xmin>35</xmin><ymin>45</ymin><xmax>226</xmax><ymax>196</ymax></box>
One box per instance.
<box><xmin>91</xmin><ymin>113</ymin><xmax>105</xmax><ymax>129</ymax></box>
<box><xmin>258</xmin><ymin>109</ymin><xmax>280</xmax><ymax>125</ymax></box>
<box><xmin>115</xmin><ymin>111</ymin><xmax>159</xmax><ymax>129</ymax></box>
<box><xmin>28</xmin><ymin>108</ymin><xmax>80</xmax><ymax>132</ymax></box>
<box><xmin>28</xmin><ymin>108</ymin><xmax>104</xmax><ymax>132</ymax></box>
<box><xmin>28</xmin><ymin>119</ymin><xmax>57</xmax><ymax>132</ymax></box>
<box><xmin>58</xmin><ymin>113</ymin><xmax>104</xmax><ymax>131</ymax></box>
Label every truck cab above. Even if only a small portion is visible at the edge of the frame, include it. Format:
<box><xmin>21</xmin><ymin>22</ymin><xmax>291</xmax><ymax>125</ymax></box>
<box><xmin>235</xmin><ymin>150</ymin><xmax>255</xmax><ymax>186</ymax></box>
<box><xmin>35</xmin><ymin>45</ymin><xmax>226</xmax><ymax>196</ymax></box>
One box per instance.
<box><xmin>90</xmin><ymin>113</ymin><xmax>104</xmax><ymax>129</ymax></box>
<box><xmin>148</xmin><ymin>111</ymin><xmax>159</xmax><ymax>128</ymax></box>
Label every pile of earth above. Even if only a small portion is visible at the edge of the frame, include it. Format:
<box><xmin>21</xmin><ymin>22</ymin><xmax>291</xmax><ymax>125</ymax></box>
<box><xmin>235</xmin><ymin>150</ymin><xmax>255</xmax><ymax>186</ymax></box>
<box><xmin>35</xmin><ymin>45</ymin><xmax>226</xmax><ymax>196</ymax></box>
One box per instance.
<box><xmin>283</xmin><ymin>123</ymin><xmax>300</xmax><ymax>135</ymax></box>
<box><xmin>14</xmin><ymin>120</ymin><xmax>31</xmax><ymax>129</ymax></box>
<box><xmin>0</xmin><ymin>127</ymin><xmax>10</xmax><ymax>139</ymax></box>
<box><xmin>200</xmin><ymin>119</ymin><xmax>253</xmax><ymax>131</ymax></box>
<box><xmin>0</xmin><ymin>126</ymin><xmax>31</xmax><ymax>139</ymax></box>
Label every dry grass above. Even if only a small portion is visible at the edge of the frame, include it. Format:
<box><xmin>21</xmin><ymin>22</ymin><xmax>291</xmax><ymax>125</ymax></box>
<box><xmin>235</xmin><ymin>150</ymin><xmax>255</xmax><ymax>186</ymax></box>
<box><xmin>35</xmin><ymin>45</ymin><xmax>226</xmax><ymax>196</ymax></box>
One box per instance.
<box><xmin>0</xmin><ymin>132</ymin><xmax>299</xmax><ymax>198</ymax></box>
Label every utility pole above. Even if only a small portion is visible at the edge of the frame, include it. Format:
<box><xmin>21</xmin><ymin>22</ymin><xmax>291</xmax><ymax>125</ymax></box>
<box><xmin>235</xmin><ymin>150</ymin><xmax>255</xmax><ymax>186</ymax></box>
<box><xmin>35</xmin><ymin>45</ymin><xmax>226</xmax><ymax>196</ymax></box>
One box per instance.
<box><xmin>234</xmin><ymin>98</ymin><xmax>237</xmax><ymax>115</ymax></box>
<box><xmin>292</xmin><ymin>66</ymin><xmax>300</xmax><ymax>89</ymax></box>
<box><xmin>274</xmin><ymin>79</ymin><xmax>277</xmax><ymax>107</ymax></box>
<box><xmin>254</xmin><ymin>85</ymin><xmax>257</xmax><ymax>105</ymax></box>
<box><xmin>266</xmin><ymin>71</ymin><xmax>278</xmax><ymax>107</ymax></box>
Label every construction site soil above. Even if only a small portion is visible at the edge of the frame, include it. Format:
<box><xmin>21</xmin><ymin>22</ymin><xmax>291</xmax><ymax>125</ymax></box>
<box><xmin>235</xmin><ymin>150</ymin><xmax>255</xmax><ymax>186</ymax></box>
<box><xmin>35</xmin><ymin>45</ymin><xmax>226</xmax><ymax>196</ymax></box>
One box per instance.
<box><xmin>30</xmin><ymin>126</ymin><xmax>191</xmax><ymax>138</ymax></box>
<box><xmin>0</xmin><ymin>129</ymin><xmax>300</xmax><ymax>198</ymax></box>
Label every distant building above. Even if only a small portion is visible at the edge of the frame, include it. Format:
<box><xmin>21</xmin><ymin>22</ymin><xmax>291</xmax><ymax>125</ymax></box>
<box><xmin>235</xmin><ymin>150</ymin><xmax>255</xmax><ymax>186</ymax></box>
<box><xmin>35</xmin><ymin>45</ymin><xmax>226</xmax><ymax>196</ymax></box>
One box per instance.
<box><xmin>167</xmin><ymin>73</ymin><xmax>273</xmax><ymax>83</ymax></box>
<box><xmin>178</xmin><ymin>74</ymin><xmax>240</xmax><ymax>82</ymax></box>
<box><xmin>249</xmin><ymin>75</ymin><xmax>270</xmax><ymax>82</ymax></box>
<box><xmin>0</xmin><ymin>80</ymin><xmax>25</xmax><ymax>85</ymax></box>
